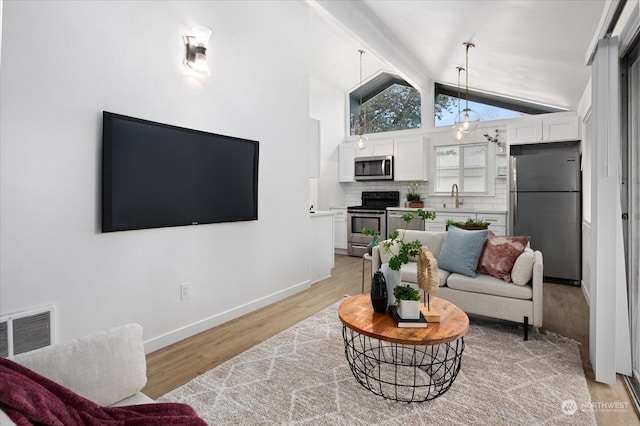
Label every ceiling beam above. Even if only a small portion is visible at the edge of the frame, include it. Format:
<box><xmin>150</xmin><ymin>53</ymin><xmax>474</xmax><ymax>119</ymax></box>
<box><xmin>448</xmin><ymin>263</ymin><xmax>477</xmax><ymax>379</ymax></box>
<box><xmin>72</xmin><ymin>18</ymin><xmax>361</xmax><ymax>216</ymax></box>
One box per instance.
<box><xmin>307</xmin><ymin>0</ymin><xmax>431</xmax><ymax>93</ymax></box>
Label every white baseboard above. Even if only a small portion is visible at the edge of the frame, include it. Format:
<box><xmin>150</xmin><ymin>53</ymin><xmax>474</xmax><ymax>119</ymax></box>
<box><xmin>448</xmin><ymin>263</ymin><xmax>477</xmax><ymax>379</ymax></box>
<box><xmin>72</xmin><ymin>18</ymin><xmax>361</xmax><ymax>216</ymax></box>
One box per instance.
<box><xmin>143</xmin><ymin>279</ymin><xmax>311</xmax><ymax>353</ymax></box>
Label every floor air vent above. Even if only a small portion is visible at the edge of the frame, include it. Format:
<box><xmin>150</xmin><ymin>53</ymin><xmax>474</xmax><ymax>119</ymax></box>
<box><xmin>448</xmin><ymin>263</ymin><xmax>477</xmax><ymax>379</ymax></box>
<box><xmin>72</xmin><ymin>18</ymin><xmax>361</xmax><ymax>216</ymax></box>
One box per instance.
<box><xmin>0</xmin><ymin>306</ymin><xmax>54</xmax><ymax>357</ymax></box>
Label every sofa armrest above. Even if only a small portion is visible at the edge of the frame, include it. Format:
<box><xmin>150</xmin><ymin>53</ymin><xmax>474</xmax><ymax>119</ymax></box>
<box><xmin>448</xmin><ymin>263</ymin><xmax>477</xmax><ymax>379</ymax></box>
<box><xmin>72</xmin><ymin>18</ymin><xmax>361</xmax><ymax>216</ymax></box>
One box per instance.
<box><xmin>11</xmin><ymin>323</ymin><xmax>147</xmax><ymax>406</ymax></box>
<box><xmin>531</xmin><ymin>250</ymin><xmax>544</xmax><ymax>328</ymax></box>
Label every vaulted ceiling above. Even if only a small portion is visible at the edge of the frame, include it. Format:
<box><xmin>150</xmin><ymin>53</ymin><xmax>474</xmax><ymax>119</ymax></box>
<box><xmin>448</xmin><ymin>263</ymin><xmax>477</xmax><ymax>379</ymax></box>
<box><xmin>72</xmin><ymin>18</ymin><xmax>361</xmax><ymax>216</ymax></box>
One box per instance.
<box><xmin>309</xmin><ymin>0</ymin><xmax>606</xmax><ymax>110</ymax></box>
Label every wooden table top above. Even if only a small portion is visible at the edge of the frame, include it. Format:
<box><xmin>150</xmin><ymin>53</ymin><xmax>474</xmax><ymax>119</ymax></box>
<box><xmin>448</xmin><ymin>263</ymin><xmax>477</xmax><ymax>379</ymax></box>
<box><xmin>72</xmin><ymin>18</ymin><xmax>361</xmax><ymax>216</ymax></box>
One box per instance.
<box><xmin>338</xmin><ymin>294</ymin><xmax>469</xmax><ymax>346</ymax></box>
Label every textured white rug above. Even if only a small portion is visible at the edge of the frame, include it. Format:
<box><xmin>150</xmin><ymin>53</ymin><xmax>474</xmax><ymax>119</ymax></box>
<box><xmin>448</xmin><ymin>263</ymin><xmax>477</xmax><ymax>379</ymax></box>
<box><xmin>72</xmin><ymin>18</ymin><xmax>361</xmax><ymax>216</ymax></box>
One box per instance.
<box><xmin>159</xmin><ymin>301</ymin><xmax>596</xmax><ymax>425</ymax></box>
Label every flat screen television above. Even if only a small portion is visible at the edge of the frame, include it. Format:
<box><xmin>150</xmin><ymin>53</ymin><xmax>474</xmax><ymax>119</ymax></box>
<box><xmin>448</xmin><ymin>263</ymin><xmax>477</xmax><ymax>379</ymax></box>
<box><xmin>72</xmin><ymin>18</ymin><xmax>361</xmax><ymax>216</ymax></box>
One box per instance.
<box><xmin>102</xmin><ymin>112</ymin><xmax>259</xmax><ymax>232</ymax></box>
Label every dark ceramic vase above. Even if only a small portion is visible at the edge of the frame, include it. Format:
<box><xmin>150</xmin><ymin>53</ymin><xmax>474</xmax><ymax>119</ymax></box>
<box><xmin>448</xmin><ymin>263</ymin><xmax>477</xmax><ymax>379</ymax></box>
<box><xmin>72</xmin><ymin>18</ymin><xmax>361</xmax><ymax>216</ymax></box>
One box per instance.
<box><xmin>371</xmin><ymin>271</ymin><xmax>388</xmax><ymax>313</ymax></box>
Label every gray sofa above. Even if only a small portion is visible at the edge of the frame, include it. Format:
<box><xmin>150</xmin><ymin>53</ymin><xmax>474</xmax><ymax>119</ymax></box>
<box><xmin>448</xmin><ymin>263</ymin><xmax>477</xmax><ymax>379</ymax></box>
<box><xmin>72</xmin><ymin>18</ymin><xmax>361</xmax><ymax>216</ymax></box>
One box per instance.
<box><xmin>1</xmin><ymin>323</ymin><xmax>151</xmax><ymax>425</ymax></box>
<box><xmin>372</xmin><ymin>230</ymin><xmax>543</xmax><ymax>339</ymax></box>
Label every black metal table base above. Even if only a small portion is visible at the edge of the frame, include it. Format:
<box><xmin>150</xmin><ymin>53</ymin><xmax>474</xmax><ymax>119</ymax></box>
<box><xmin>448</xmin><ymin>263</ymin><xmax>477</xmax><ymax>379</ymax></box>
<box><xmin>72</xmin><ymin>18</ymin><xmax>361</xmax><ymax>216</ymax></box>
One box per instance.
<box><xmin>342</xmin><ymin>326</ymin><xmax>465</xmax><ymax>402</ymax></box>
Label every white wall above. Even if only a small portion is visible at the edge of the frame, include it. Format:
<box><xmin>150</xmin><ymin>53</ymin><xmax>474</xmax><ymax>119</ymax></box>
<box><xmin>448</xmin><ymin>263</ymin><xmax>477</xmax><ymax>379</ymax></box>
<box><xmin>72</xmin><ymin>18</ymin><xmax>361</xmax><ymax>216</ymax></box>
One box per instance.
<box><xmin>309</xmin><ymin>77</ymin><xmax>347</xmax><ymax>209</ymax></box>
<box><xmin>0</xmin><ymin>1</ymin><xmax>311</xmax><ymax>352</ymax></box>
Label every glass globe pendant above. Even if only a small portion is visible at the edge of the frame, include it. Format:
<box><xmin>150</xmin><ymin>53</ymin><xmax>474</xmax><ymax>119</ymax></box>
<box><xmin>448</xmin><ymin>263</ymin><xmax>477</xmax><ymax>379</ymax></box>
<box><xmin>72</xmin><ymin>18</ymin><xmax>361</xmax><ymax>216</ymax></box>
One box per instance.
<box><xmin>453</xmin><ymin>42</ymin><xmax>479</xmax><ymax>133</ymax></box>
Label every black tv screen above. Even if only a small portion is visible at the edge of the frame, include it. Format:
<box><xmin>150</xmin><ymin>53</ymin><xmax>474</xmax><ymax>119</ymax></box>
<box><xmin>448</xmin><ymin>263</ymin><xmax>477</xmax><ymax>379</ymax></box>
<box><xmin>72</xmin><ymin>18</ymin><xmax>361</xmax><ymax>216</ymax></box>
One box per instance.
<box><xmin>102</xmin><ymin>112</ymin><xmax>259</xmax><ymax>232</ymax></box>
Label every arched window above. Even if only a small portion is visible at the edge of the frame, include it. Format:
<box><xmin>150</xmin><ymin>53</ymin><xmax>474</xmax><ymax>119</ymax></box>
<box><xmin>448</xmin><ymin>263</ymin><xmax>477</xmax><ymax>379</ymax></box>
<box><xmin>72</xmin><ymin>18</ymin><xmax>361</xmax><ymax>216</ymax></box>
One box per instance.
<box><xmin>349</xmin><ymin>73</ymin><xmax>421</xmax><ymax>135</ymax></box>
<box><xmin>433</xmin><ymin>83</ymin><xmax>563</xmax><ymax>127</ymax></box>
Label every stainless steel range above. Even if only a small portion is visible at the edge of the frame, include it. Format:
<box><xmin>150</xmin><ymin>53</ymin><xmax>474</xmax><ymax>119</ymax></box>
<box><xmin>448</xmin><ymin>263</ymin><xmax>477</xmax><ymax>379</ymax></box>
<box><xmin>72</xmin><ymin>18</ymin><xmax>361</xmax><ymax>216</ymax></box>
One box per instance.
<box><xmin>347</xmin><ymin>191</ymin><xmax>400</xmax><ymax>257</ymax></box>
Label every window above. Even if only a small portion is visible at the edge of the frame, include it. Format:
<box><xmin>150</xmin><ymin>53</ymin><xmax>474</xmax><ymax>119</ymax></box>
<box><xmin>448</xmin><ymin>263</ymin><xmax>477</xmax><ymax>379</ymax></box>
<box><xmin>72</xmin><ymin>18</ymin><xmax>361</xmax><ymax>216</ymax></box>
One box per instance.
<box><xmin>350</xmin><ymin>73</ymin><xmax>421</xmax><ymax>135</ymax></box>
<box><xmin>433</xmin><ymin>143</ymin><xmax>490</xmax><ymax>194</ymax></box>
<box><xmin>433</xmin><ymin>83</ymin><xmax>563</xmax><ymax>127</ymax></box>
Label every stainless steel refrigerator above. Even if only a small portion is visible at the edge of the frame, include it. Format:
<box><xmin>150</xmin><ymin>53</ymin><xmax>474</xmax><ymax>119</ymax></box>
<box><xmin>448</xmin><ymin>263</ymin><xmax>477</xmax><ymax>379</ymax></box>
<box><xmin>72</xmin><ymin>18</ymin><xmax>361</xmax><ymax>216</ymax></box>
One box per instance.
<box><xmin>509</xmin><ymin>141</ymin><xmax>581</xmax><ymax>285</ymax></box>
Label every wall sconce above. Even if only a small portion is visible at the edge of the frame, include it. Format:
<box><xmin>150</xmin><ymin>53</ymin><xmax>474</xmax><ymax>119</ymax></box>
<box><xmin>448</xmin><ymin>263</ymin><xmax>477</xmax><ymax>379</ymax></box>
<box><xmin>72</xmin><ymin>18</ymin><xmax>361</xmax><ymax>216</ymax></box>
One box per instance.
<box><xmin>184</xmin><ymin>26</ymin><xmax>212</xmax><ymax>74</ymax></box>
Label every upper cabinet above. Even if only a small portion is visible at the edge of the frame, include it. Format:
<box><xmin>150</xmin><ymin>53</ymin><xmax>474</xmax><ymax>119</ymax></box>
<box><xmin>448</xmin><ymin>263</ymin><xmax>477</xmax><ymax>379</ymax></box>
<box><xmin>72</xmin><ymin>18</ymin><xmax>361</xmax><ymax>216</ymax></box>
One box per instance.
<box><xmin>507</xmin><ymin>112</ymin><xmax>579</xmax><ymax>145</ymax></box>
<box><xmin>339</xmin><ymin>143</ymin><xmax>356</xmax><ymax>182</ymax></box>
<box><xmin>355</xmin><ymin>139</ymin><xmax>394</xmax><ymax>157</ymax></box>
<box><xmin>339</xmin><ymin>136</ymin><xmax>427</xmax><ymax>183</ymax></box>
<box><xmin>393</xmin><ymin>136</ymin><xmax>427</xmax><ymax>181</ymax></box>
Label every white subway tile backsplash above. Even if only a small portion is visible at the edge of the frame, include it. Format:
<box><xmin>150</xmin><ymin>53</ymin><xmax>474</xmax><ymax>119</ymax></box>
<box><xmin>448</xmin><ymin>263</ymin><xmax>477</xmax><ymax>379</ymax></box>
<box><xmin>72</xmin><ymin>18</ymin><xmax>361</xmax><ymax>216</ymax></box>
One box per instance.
<box><xmin>344</xmin><ymin>180</ymin><xmax>507</xmax><ymax>211</ymax></box>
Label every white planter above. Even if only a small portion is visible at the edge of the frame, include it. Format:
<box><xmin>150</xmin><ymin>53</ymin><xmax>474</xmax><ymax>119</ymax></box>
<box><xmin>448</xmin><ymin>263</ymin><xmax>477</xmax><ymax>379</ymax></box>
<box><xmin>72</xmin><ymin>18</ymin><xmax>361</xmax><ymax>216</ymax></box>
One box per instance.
<box><xmin>380</xmin><ymin>263</ymin><xmax>401</xmax><ymax>306</ymax></box>
<box><xmin>398</xmin><ymin>299</ymin><xmax>420</xmax><ymax>320</ymax></box>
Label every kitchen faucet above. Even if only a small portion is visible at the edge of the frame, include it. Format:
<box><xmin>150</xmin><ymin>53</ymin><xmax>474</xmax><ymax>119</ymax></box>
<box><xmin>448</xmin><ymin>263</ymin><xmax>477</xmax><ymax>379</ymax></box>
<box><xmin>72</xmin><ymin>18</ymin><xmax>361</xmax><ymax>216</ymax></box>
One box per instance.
<box><xmin>451</xmin><ymin>184</ymin><xmax>463</xmax><ymax>208</ymax></box>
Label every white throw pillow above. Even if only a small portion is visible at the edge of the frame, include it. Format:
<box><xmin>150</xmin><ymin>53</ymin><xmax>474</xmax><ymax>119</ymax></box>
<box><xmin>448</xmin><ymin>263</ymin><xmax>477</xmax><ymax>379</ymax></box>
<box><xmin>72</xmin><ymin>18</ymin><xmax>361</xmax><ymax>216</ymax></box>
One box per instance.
<box><xmin>511</xmin><ymin>248</ymin><xmax>535</xmax><ymax>286</ymax></box>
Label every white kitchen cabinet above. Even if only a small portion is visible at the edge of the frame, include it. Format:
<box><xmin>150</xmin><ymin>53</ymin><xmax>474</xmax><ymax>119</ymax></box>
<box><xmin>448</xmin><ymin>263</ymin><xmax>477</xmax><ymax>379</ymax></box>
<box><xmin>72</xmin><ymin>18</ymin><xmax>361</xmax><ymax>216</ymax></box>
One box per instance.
<box><xmin>476</xmin><ymin>212</ymin><xmax>507</xmax><ymax>235</ymax></box>
<box><xmin>393</xmin><ymin>136</ymin><xmax>427</xmax><ymax>181</ymax></box>
<box><xmin>331</xmin><ymin>207</ymin><xmax>348</xmax><ymax>252</ymax></box>
<box><xmin>355</xmin><ymin>138</ymin><xmax>394</xmax><ymax>157</ymax></box>
<box><xmin>507</xmin><ymin>112</ymin><xmax>579</xmax><ymax>145</ymax></box>
<box><xmin>338</xmin><ymin>143</ymin><xmax>356</xmax><ymax>182</ymax></box>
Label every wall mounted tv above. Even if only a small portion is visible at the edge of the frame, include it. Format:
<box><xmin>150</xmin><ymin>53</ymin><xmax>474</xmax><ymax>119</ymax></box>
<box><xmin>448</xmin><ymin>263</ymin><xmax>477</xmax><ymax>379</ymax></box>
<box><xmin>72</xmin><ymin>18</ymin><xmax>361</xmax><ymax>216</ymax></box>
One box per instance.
<box><xmin>102</xmin><ymin>112</ymin><xmax>259</xmax><ymax>233</ymax></box>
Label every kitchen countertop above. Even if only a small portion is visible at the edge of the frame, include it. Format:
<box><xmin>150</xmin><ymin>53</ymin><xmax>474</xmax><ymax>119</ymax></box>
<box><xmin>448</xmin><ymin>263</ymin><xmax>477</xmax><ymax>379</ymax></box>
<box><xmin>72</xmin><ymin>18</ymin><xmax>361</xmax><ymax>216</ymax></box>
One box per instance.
<box><xmin>309</xmin><ymin>210</ymin><xmax>335</xmax><ymax>217</ymax></box>
<box><xmin>387</xmin><ymin>207</ymin><xmax>507</xmax><ymax>215</ymax></box>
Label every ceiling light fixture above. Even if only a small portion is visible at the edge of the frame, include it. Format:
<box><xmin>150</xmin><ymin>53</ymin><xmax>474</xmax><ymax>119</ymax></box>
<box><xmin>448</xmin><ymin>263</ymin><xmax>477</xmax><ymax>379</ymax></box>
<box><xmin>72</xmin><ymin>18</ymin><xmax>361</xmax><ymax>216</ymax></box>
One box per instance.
<box><xmin>454</xmin><ymin>42</ymin><xmax>480</xmax><ymax>133</ymax></box>
<box><xmin>452</xmin><ymin>66</ymin><xmax>466</xmax><ymax>141</ymax></box>
<box><xmin>353</xmin><ymin>49</ymin><xmax>368</xmax><ymax>150</ymax></box>
<box><xmin>184</xmin><ymin>26</ymin><xmax>212</xmax><ymax>75</ymax></box>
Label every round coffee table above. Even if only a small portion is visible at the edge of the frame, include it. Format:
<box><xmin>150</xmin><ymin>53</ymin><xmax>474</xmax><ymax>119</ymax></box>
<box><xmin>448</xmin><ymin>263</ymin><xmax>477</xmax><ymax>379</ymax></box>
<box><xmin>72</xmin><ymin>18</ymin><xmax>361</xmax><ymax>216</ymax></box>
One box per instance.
<box><xmin>338</xmin><ymin>294</ymin><xmax>469</xmax><ymax>402</ymax></box>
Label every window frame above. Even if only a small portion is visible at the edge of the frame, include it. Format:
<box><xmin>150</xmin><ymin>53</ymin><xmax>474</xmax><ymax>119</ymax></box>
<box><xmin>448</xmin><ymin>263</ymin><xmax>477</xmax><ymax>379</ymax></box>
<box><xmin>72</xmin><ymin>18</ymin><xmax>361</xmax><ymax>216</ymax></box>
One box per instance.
<box><xmin>349</xmin><ymin>72</ymin><xmax>422</xmax><ymax>135</ymax></box>
<box><xmin>433</xmin><ymin>82</ymin><xmax>565</xmax><ymax>128</ymax></box>
<box><xmin>429</xmin><ymin>139</ymin><xmax>496</xmax><ymax>197</ymax></box>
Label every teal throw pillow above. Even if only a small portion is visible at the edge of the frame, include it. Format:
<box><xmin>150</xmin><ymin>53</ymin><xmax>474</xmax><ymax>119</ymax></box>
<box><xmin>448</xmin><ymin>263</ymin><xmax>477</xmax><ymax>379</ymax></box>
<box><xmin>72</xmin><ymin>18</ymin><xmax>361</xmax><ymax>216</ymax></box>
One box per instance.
<box><xmin>437</xmin><ymin>226</ymin><xmax>489</xmax><ymax>277</ymax></box>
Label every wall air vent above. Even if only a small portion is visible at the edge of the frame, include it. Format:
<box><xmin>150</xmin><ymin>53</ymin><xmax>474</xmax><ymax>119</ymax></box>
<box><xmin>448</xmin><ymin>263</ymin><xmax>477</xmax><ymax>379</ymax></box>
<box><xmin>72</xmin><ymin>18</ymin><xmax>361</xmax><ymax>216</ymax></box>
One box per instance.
<box><xmin>0</xmin><ymin>306</ymin><xmax>54</xmax><ymax>357</ymax></box>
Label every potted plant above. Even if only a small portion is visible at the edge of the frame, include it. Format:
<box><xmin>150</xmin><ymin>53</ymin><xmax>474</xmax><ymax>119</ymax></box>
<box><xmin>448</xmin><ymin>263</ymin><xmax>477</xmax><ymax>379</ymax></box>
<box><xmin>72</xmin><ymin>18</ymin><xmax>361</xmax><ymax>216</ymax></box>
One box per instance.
<box><xmin>406</xmin><ymin>182</ymin><xmax>423</xmax><ymax>208</ymax></box>
<box><xmin>483</xmin><ymin>129</ymin><xmax>506</xmax><ymax>154</ymax></box>
<box><xmin>393</xmin><ymin>284</ymin><xmax>421</xmax><ymax>319</ymax></box>
<box><xmin>445</xmin><ymin>218</ymin><xmax>489</xmax><ymax>230</ymax></box>
<box><xmin>377</xmin><ymin>209</ymin><xmax>436</xmax><ymax>304</ymax></box>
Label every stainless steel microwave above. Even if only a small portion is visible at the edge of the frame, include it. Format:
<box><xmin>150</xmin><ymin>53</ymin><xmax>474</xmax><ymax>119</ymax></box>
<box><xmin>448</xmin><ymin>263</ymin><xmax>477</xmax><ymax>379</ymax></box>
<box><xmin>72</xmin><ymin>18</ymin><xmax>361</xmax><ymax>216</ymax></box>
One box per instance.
<box><xmin>354</xmin><ymin>155</ymin><xmax>394</xmax><ymax>181</ymax></box>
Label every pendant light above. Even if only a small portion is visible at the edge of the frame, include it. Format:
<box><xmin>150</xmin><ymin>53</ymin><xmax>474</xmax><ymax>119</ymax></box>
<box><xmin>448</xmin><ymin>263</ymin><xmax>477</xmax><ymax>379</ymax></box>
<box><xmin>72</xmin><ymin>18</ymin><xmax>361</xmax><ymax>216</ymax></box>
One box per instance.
<box><xmin>451</xmin><ymin>66</ymin><xmax>466</xmax><ymax>141</ymax></box>
<box><xmin>454</xmin><ymin>42</ymin><xmax>480</xmax><ymax>133</ymax></box>
<box><xmin>354</xmin><ymin>49</ymin><xmax>368</xmax><ymax>150</ymax></box>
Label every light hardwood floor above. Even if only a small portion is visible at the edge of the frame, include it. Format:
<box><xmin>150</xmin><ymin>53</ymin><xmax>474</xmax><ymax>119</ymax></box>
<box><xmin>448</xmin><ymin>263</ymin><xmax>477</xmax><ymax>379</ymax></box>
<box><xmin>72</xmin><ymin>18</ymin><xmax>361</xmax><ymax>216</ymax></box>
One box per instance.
<box><xmin>145</xmin><ymin>255</ymin><xmax>640</xmax><ymax>425</ymax></box>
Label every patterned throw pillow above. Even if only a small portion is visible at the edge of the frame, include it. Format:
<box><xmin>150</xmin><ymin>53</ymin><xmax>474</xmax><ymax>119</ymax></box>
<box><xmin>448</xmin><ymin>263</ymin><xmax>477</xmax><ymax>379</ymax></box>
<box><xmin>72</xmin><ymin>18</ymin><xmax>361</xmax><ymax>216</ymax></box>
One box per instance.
<box><xmin>477</xmin><ymin>232</ymin><xmax>530</xmax><ymax>282</ymax></box>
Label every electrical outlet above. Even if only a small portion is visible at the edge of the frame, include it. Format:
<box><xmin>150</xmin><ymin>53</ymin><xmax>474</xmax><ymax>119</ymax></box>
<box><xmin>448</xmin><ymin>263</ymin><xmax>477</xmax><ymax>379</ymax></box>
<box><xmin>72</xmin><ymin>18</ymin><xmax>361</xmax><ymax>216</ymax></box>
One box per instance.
<box><xmin>180</xmin><ymin>282</ymin><xmax>191</xmax><ymax>300</ymax></box>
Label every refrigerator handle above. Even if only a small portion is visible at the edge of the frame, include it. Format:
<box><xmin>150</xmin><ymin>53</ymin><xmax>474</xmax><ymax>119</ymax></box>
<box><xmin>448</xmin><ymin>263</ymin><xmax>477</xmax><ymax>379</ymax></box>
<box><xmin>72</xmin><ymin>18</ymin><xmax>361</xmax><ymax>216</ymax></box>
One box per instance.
<box><xmin>510</xmin><ymin>156</ymin><xmax>517</xmax><ymax>227</ymax></box>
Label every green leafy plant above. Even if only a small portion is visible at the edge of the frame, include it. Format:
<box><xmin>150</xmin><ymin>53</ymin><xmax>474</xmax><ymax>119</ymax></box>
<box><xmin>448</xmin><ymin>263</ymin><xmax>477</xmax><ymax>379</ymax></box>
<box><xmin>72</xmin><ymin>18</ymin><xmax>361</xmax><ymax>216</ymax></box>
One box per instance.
<box><xmin>361</xmin><ymin>227</ymin><xmax>379</xmax><ymax>245</ymax></box>
<box><xmin>406</xmin><ymin>181</ymin><xmax>421</xmax><ymax>202</ymax></box>
<box><xmin>445</xmin><ymin>218</ymin><xmax>489</xmax><ymax>229</ymax></box>
<box><xmin>393</xmin><ymin>284</ymin><xmax>421</xmax><ymax>301</ymax></box>
<box><xmin>382</xmin><ymin>209</ymin><xmax>436</xmax><ymax>271</ymax></box>
<box><xmin>483</xmin><ymin>129</ymin><xmax>506</xmax><ymax>151</ymax></box>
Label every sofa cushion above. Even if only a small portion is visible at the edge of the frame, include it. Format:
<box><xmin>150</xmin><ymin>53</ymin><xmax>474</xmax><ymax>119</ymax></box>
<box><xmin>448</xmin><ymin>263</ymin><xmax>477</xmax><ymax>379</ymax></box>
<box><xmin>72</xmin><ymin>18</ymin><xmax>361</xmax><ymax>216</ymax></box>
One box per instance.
<box><xmin>511</xmin><ymin>248</ymin><xmax>536</xmax><ymax>286</ymax></box>
<box><xmin>477</xmin><ymin>232</ymin><xmax>530</xmax><ymax>282</ymax></box>
<box><xmin>399</xmin><ymin>230</ymin><xmax>448</xmax><ymax>260</ymax></box>
<box><xmin>437</xmin><ymin>227</ymin><xmax>489</xmax><ymax>277</ymax></box>
<box><xmin>12</xmin><ymin>324</ymin><xmax>146</xmax><ymax>407</ymax></box>
<box><xmin>447</xmin><ymin>272</ymin><xmax>533</xmax><ymax>300</ymax></box>
<box><xmin>400</xmin><ymin>262</ymin><xmax>450</xmax><ymax>286</ymax></box>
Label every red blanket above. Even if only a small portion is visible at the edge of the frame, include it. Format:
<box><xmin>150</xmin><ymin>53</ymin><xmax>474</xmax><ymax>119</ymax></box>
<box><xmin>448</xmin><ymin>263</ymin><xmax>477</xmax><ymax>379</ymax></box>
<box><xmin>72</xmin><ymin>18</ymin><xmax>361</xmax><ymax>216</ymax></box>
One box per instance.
<box><xmin>0</xmin><ymin>357</ymin><xmax>207</xmax><ymax>425</ymax></box>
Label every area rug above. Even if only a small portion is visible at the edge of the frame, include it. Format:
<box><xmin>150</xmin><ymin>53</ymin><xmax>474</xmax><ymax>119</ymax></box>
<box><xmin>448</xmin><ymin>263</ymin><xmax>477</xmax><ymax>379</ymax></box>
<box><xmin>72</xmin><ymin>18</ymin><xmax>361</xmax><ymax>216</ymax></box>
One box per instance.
<box><xmin>159</xmin><ymin>300</ymin><xmax>596</xmax><ymax>425</ymax></box>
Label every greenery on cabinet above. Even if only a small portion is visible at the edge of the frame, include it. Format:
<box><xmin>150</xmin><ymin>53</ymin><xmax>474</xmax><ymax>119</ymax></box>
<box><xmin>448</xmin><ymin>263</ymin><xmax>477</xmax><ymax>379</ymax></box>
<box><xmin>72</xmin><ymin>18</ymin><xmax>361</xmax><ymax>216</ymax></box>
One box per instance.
<box><xmin>445</xmin><ymin>218</ymin><xmax>489</xmax><ymax>230</ymax></box>
<box><xmin>483</xmin><ymin>128</ymin><xmax>506</xmax><ymax>153</ymax></box>
<box><xmin>393</xmin><ymin>284</ymin><xmax>421</xmax><ymax>301</ymax></box>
